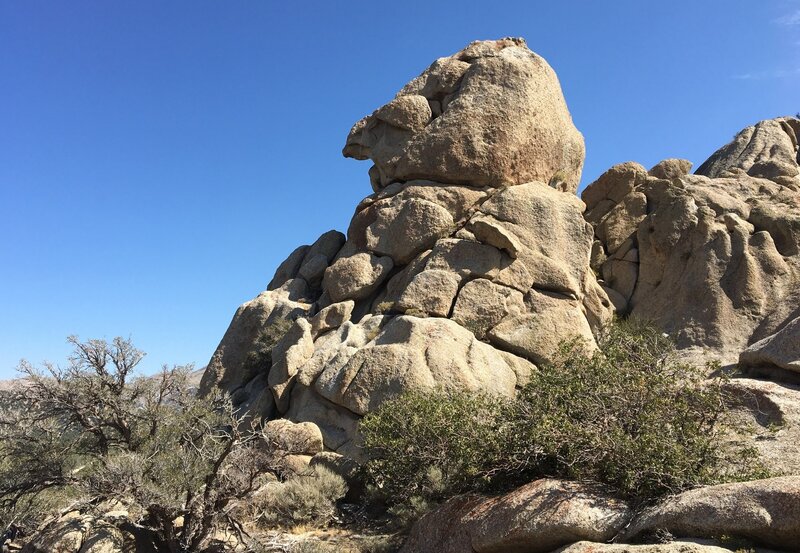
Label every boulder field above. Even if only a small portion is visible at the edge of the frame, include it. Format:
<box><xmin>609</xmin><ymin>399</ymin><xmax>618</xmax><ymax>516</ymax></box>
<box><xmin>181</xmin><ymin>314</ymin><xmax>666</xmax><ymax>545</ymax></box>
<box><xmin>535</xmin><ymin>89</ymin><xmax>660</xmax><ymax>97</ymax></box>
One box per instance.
<box><xmin>199</xmin><ymin>38</ymin><xmax>800</xmax><ymax>551</ymax></box>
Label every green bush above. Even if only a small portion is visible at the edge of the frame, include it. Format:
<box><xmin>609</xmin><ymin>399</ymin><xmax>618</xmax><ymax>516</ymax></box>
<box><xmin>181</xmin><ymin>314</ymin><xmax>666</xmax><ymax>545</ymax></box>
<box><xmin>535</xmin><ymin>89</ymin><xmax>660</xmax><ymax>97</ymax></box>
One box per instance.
<box><xmin>359</xmin><ymin>390</ymin><xmax>511</xmax><ymax>505</ymax></box>
<box><xmin>360</xmin><ymin>319</ymin><xmax>749</xmax><ymax>506</ymax></box>
<box><xmin>251</xmin><ymin>465</ymin><xmax>347</xmax><ymax>528</ymax></box>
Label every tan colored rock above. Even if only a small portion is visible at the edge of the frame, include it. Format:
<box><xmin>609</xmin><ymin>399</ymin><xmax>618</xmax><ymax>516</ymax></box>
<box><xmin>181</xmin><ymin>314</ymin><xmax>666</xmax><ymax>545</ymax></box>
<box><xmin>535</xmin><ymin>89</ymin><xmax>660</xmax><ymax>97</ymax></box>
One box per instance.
<box><xmin>235</xmin><ymin>373</ymin><xmax>276</xmax><ymax>422</ymax></box>
<box><xmin>424</xmin><ymin>238</ymin><xmax>502</xmax><ymax>280</ymax></box>
<box><xmin>583</xmin><ymin>162</ymin><xmax>648</xmax><ymax>224</ymax></box>
<box><xmin>488</xmin><ymin>291</ymin><xmax>596</xmax><ymax>366</ymax></box>
<box><xmin>583</xmin><ymin>132</ymin><xmax>800</xmax><ymax>365</ymax></box>
<box><xmin>696</xmin><ymin>117</ymin><xmax>799</xmax><ymax>187</ymax></box>
<box><xmin>268</xmin><ymin>230</ymin><xmax>346</xmax><ymax>291</ymax></box>
<box><xmin>596</xmin><ymin>191</ymin><xmax>647</xmax><ymax>254</ymax></box>
<box><xmin>474</xmin><ymin>182</ymin><xmax>595</xmax><ymax>299</ymax></box>
<box><xmin>22</xmin><ymin>512</ymin><xmax>89</xmax><ymax>553</ymax></box>
<box><xmin>350</xmin><ymin>182</ymin><xmax>487</xmax><ymax>246</ymax></box>
<box><xmin>467</xmin><ymin>213</ymin><xmax>523</xmax><ymax>258</ymax></box>
<box><xmin>306</xmin><ymin>229</ymin><xmax>346</xmax><ymax>258</ymax></box>
<box><xmin>722</xmin><ymin>378</ymin><xmax>800</xmax><ymax>476</ymax></box>
<box><xmin>375</xmin><ymin>94</ymin><xmax>432</xmax><ymax>131</ymax></box>
<box><xmin>344</xmin><ymin>38</ymin><xmax>585</xmax><ymax>191</ymax></box>
<box><xmin>602</xmin><ymin>284</ymin><xmax>628</xmax><ymax>313</ymax></box>
<box><xmin>267</xmin><ymin>244</ymin><xmax>310</xmax><ymax>290</ymax></box>
<box><xmin>400</xmin><ymin>479</ymin><xmax>631</xmax><ymax>553</ymax></box>
<box><xmin>279</xmin><ymin>454</ymin><xmax>313</xmax><ymax>476</ymax></box>
<box><xmin>297</xmin><ymin>253</ymin><xmax>328</xmax><ymax>287</ymax></box>
<box><xmin>451</xmin><ymin>278</ymin><xmax>524</xmax><ymax>338</ymax></box>
<box><xmin>322</xmin><ymin>251</ymin><xmax>393</xmax><ymax>302</ymax></box>
<box><xmin>365</xmin><ymin>197</ymin><xmax>455</xmax><ymax>264</ymax></box>
<box><xmin>199</xmin><ymin>281</ymin><xmax>312</xmax><ymax>397</ymax></box>
<box><xmin>648</xmin><ymin>158</ymin><xmax>693</xmax><ymax>180</ymax></box>
<box><xmin>396</xmin><ymin>269</ymin><xmax>461</xmax><ymax>317</ymax></box>
<box><xmin>285</xmin><ymin>384</ymin><xmax>362</xmax><ymax>456</ymax></box>
<box><xmin>601</xmin><ymin>256</ymin><xmax>638</xmax><ymax>302</ymax></box>
<box><xmin>263</xmin><ymin>419</ymin><xmax>324</xmax><ymax>456</ymax></box>
<box><xmin>590</xmin><ymin>240</ymin><xmax>607</xmax><ymax>272</ymax></box>
<box><xmin>740</xmin><ymin>316</ymin><xmax>800</xmax><ymax>374</ymax></box>
<box><xmin>310</xmin><ymin>300</ymin><xmax>354</xmax><ymax>336</ymax></box>
<box><xmin>296</xmin><ymin>317</ymin><xmax>386</xmax><ymax>388</ymax></box>
<box><xmin>748</xmin><ymin>202</ymin><xmax>800</xmax><ymax>256</ymax></box>
<box><xmin>268</xmin><ymin>318</ymin><xmax>315</xmax><ymax>412</ymax></box>
<box><xmin>314</xmin><ymin>315</ymin><xmax>524</xmax><ymax>416</ymax></box>
<box><xmin>619</xmin><ymin>477</ymin><xmax>800</xmax><ymax>549</ymax></box>
<box><xmin>77</xmin><ymin>525</ymin><xmax>125</xmax><ymax>553</ymax></box>
<box><xmin>21</xmin><ymin>511</ymin><xmax>159</xmax><ymax>553</ymax></box>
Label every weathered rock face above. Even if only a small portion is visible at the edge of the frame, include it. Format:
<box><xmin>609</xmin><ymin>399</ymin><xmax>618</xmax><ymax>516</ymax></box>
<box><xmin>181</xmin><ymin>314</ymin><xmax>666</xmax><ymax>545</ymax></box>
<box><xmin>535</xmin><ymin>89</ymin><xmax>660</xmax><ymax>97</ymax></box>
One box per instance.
<box><xmin>399</xmin><ymin>479</ymin><xmax>631</xmax><ymax>553</ymax></box>
<box><xmin>619</xmin><ymin>477</ymin><xmax>800</xmax><ymax>549</ymax></box>
<box><xmin>20</xmin><ymin>509</ymin><xmax>163</xmax><ymax>553</ymax></box>
<box><xmin>343</xmin><ymin>38</ymin><xmax>586</xmax><ymax>192</ymax></box>
<box><xmin>199</xmin><ymin>39</ymin><xmax>608</xmax><ymax>460</ymax></box>
<box><xmin>584</xmin><ymin>117</ymin><xmax>800</xmax><ymax>367</ymax></box>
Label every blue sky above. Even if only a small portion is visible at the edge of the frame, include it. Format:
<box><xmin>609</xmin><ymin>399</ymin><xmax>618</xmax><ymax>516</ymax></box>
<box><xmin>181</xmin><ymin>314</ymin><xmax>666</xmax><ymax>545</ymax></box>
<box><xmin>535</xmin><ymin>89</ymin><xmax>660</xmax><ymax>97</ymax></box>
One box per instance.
<box><xmin>1</xmin><ymin>1</ymin><xmax>798</xmax><ymax>378</ymax></box>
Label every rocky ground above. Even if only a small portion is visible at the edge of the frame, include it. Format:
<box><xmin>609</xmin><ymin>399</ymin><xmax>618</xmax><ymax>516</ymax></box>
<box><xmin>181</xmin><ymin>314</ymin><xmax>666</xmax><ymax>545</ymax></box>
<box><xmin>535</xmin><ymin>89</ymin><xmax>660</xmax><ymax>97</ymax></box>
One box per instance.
<box><xmin>14</xmin><ymin>38</ymin><xmax>800</xmax><ymax>552</ymax></box>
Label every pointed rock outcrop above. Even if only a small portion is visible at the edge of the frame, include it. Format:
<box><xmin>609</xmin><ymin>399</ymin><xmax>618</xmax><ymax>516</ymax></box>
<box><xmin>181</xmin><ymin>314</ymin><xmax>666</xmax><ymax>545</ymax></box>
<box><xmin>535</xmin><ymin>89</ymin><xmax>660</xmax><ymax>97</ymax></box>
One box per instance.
<box><xmin>200</xmin><ymin>39</ymin><xmax>609</xmax><ymax>459</ymax></box>
<box><xmin>343</xmin><ymin>37</ymin><xmax>586</xmax><ymax>192</ymax></box>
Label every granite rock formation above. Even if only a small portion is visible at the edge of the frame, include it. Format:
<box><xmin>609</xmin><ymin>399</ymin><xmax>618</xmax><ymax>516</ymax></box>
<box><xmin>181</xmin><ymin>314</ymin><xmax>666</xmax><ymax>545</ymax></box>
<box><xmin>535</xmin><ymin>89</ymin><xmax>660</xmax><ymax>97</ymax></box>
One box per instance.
<box><xmin>196</xmin><ymin>38</ymin><xmax>800</xmax><ymax>553</ymax></box>
<box><xmin>584</xmin><ymin>117</ymin><xmax>800</xmax><ymax>369</ymax></box>
<box><xmin>200</xmin><ymin>39</ymin><xmax>611</xmax><ymax>462</ymax></box>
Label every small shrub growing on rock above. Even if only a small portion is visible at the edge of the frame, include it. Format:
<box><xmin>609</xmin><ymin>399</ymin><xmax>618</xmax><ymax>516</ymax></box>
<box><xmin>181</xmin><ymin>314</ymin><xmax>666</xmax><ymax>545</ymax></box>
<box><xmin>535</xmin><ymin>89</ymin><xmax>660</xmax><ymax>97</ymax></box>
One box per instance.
<box><xmin>242</xmin><ymin>317</ymin><xmax>295</xmax><ymax>373</ymax></box>
<box><xmin>361</xmin><ymin>319</ymin><xmax>748</xmax><ymax>507</ymax></box>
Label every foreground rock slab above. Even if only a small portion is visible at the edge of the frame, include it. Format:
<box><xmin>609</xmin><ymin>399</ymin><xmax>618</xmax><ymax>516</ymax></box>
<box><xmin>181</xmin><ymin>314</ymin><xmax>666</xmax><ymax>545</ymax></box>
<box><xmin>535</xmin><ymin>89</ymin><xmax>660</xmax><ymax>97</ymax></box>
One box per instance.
<box><xmin>400</xmin><ymin>479</ymin><xmax>631</xmax><ymax>553</ymax></box>
<box><xmin>618</xmin><ymin>476</ymin><xmax>800</xmax><ymax>549</ymax></box>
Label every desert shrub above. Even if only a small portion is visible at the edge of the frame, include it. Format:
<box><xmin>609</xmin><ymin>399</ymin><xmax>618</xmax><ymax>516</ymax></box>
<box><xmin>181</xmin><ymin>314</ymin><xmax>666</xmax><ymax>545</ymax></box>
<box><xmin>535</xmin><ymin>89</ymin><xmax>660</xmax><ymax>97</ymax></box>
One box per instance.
<box><xmin>0</xmin><ymin>336</ymin><xmax>275</xmax><ymax>552</ymax></box>
<box><xmin>359</xmin><ymin>390</ymin><xmax>512</xmax><ymax>505</ymax></box>
<box><xmin>361</xmin><ymin>319</ymin><xmax>744</xmax><ymax>507</ymax></box>
<box><xmin>508</xmin><ymin>319</ymin><xmax>728</xmax><ymax>499</ymax></box>
<box><xmin>251</xmin><ymin>466</ymin><xmax>347</xmax><ymax>528</ymax></box>
<box><xmin>292</xmin><ymin>542</ymin><xmax>341</xmax><ymax>553</ymax></box>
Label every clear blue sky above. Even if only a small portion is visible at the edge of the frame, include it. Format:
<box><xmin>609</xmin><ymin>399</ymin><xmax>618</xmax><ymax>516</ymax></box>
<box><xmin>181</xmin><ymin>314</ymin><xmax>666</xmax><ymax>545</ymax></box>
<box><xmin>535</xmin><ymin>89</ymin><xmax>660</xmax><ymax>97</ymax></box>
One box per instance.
<box><xmin>1</xmin><ymin>1</ymin><xmax>798</xmax><ymax>378</ymax></box>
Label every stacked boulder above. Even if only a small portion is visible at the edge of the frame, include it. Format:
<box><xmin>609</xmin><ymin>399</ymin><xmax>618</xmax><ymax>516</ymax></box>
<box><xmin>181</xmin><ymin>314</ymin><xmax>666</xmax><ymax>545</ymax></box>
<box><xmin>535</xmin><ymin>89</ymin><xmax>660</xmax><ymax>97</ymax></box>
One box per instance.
<box><xmin>199</xmin><ymin>38</ymin><xmax>612</xmax><ymax>461</ymax></box>
<box><xmin>585</xmin><ymin>117</ymin><xmax>800</xmax><ymax>370</ymax></box>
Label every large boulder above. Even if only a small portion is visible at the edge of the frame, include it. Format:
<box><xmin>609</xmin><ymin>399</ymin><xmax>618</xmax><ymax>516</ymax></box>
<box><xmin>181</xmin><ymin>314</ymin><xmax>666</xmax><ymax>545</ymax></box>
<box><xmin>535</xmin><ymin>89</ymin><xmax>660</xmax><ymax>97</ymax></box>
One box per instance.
<box><xmin>619</xmin><ymin>477</ymin><xmax>800</xmax><ymax>549</ymax></box>
<box><xmin>20</xmin><ymin>509</ymin><xmax>162</xmax><ymax>553</ymax></box>
<box><xmin>720</xmin><ymin>378</ymin><xmax>800</xmax><ymax>477</ymax></box>
<box><xmin>198</xmin><ymin>279</ymin><xmax>312</xmax><ymax>399</ymax></box>
<box><xmin>313</xmin><ymin>315</ymin><xmax>530</xmax><ymax>417</ymax></box>
<box><xmin>399</xmin><ymin>479</ymin><xmax>631</xmax><ymax>553</ymax></box>
<box><xmin>343</xmin><ymin>38</ymin><xmax>585</xmax><ymax>192</ymax></box>
<box><xmin>739</xmin><ymin>315</ymin><xmax>800</xmax><ymax>374</ymax></box>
